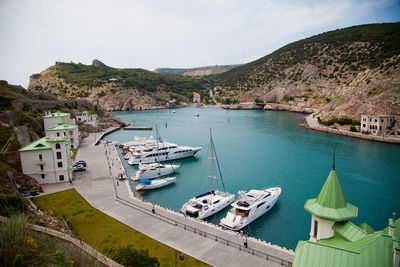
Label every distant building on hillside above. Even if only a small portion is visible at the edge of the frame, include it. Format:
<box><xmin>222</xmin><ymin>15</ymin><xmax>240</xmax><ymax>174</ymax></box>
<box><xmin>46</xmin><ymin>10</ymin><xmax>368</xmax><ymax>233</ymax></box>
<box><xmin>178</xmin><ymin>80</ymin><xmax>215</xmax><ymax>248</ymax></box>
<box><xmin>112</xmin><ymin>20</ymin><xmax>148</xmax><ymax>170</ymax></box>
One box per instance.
<box><xmin>292</xmin><ymin>163</ymin><xmax>400</xmax><ymax>267</ymax></box>
<box><xmin>76</xmin><ymin>111</ymin><xmax>98</xmax><ymax>127</ymax></box>
<box><xmin>19</xmin><ymin>135</ymin><xmax>72</xmax><ymax>184</ymax></box>
<box><xmin>360</xmin><ymin>115</ymin><xmax>395</xmax><ymax>135</ymax></box>
<box><xmin>193</xmin><ymin>93</ymin><xmax>201</xmax><ymax>103</ymax></box>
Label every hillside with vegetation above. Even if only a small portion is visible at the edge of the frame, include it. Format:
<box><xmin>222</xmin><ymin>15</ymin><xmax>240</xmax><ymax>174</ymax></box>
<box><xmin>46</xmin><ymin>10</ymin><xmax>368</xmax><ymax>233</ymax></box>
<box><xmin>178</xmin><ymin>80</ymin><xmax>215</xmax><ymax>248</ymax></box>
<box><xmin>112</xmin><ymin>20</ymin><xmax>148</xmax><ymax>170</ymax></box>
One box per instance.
<box><xmin>154</xmin><ymin>64</ymin><xmax>242</xmax><ymax>76</ymax></box>
<box><xmin>215</xmin><ymin>23</ymin><xmax>400</xmax><ymax>120</ymax></box>
<box><xmin>28</xmin><ymin>23</ymin><xmax>400</xmax><ymax>119</ymax></box>
<box><xmin>29</xmin><ymin>60</ymin><xmax>209</xmax><ymax>111</ymax></box>
<box><xmin>0</xmin><ymin>80</ymin><xmax>124</xmax><ymax>199</ymax></box>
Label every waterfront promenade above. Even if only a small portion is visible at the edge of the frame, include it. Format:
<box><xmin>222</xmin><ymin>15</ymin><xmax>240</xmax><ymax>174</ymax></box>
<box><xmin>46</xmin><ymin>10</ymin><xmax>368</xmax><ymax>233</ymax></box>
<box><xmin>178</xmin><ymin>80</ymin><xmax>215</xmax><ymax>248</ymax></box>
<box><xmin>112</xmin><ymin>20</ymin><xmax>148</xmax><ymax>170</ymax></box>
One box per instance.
<box><xmin>42</xmin><ymin>131</ymin><xmax>294</xmax><ymax>267</ymax></box>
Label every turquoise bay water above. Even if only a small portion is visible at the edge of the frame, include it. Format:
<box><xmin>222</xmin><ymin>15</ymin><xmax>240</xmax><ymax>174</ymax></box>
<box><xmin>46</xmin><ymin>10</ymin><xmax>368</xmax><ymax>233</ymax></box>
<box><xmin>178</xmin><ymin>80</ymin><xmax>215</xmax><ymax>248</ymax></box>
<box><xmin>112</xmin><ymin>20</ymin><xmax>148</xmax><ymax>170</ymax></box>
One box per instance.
<box><xmin>107</xmin><ymin>108</ymin><xmax>400</xmax><ymax>250</ymax></box>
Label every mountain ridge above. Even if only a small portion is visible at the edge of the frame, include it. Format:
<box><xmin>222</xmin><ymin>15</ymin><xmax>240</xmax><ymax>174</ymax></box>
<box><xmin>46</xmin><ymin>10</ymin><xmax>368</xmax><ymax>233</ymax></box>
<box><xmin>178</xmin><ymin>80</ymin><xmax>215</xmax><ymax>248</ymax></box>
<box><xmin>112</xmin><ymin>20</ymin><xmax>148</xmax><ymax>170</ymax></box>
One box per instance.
<box><xmin>27</xmin><ymin>23</ymin><xmax>400</xmax><ymax>118</ymax></box>
<box><xmin>215</xmin><ymin>22</ymin><xmax>400</xmax><ymax>120</ymax></box>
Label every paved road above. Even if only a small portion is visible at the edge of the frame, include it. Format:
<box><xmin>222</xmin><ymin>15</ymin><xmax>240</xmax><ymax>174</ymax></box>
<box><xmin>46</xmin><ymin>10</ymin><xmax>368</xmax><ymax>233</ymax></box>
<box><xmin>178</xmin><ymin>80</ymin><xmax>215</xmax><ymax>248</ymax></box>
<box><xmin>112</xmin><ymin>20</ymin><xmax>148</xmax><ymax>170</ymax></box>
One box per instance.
<box><xmin>42</xmin><ymin>132</ymin><xmax>286</xmax><ymax>267</ymax></box>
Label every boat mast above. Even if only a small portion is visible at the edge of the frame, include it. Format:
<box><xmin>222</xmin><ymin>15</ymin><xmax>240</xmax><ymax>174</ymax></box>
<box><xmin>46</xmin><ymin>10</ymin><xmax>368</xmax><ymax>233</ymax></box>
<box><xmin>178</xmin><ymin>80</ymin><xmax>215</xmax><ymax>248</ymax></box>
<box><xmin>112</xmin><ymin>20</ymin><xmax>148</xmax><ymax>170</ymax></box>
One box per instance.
<box><xmin>156</xmin><ymin>125</ymin><xmax>160</xmax><ymax>173</ymax></box>
<box><xmin>209</xmin><ymin>128</ymin><xmax>215</xmax><ymax>191</ymax></box>
<box><xmin>209</xmin><ymin>129</ymin><xmax>227</xmax><ymax>192</ymax></box>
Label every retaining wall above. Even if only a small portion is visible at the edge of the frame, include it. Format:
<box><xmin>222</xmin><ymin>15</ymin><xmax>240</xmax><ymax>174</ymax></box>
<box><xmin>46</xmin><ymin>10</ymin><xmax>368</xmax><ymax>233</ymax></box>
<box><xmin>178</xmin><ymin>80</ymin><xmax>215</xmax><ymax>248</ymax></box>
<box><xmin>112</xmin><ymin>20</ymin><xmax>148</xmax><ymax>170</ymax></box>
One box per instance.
<box><xmin>0</xmin><ymin>215</ymin><xmax>122</xmax><ymax>267</ymax></box>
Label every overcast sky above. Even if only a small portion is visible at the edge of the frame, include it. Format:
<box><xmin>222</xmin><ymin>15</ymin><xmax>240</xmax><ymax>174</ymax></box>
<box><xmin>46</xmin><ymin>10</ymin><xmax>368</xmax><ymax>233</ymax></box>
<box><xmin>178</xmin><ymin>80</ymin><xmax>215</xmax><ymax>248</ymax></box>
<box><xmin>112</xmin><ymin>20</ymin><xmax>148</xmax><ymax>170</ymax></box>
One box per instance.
<box><xmin>0</xmin><ymin>0</ymin><xmax>399</xmax><ymax>88</ymax></box>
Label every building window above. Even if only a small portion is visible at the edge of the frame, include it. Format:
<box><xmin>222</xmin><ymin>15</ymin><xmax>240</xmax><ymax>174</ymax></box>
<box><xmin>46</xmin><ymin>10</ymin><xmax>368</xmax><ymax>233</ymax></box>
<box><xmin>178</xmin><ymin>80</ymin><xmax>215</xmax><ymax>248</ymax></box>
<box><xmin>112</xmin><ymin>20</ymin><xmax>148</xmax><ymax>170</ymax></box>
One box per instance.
<box><xmin>70</xmin><ymin>131</ymin><xmax>73</xmax><ymax>135</ymax></box>
<box><xmin>362</xmin><ymin>124</ymin><xmax>366</xmax><ymax>128</ymax></box>
<box><xmin>64</xmin><ymin>132</ymin><xmax>66</xmax><ymax>136</ymax></box>
<box><xmin>39</xmin><ymin>154</ymin><xmax>42</xmax><ymax>160</ymax></box>
<box><xmin>381</xmin><ymin>119</ymin><xmax>384</xmax><ymax>122</ymax></box>
<box><xmin>56</xmin><ymin>152</ymin><xmax>62</xmax><ymax>159</ymax></box>
<box><xmin>57</xmin><ymin>132</ymin><xmax>60</xmax><ymax>137</ymax></box>
<box><xmin>313</xmin><ymin>220</ymin><xmax>318</xmax><ymax>238</ymax></box>
<box><xmin>59</xmin><ymin>175</ymin><xmax>64</xmax><ymax>181</ymax></box>
<box><xmin>57</xmin><ymin>162</ymin><xmax>63</xmax><ymax>168</ymax></box>
<box><xmin>375</xmin><ymin>119</ymin><xmax>377</xmax><ymax>122</ymax></box>
<box><xmin>40</xmin><ymin>164</ymin><xmax>44</xmax><ymax>170</ymax></box>
<box><xmin>41</xmin><ymin>174</ymin><xmax>45</xmax><ymax>179</ymax></box>
<box><xmin>71</xmin><ymin>144</ymin><xmax>73</xmax><ymax>149</ymax></box>
<box><xmin>55</xmin><ymin>143</ymin><xmax>61</xmax><ymax>149</ymax></box>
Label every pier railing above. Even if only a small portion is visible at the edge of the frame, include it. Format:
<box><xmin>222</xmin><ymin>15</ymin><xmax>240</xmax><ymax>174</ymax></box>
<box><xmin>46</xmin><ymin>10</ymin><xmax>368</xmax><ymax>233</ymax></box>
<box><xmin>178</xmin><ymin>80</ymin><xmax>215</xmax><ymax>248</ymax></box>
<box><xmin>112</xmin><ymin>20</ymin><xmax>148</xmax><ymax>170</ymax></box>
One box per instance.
<box><xmin>106</xmin><ymin>144</ymin><xmax>294</xmax><ymax>266</ymax></box>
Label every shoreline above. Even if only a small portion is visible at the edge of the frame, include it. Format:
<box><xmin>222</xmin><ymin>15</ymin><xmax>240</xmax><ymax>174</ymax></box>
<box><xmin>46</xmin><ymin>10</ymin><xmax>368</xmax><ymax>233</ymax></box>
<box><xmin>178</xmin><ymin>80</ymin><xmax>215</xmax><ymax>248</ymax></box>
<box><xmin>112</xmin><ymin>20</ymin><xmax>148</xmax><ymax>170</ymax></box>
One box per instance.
<box><xmin>304</xmin><ymin>113</ymin><xmax>400</xmax><ymax>144</ymax></box>
<box><xmin>108</xmin><ymin>105</ymin><xmax>400</xmax><ymax>145</ymax></box>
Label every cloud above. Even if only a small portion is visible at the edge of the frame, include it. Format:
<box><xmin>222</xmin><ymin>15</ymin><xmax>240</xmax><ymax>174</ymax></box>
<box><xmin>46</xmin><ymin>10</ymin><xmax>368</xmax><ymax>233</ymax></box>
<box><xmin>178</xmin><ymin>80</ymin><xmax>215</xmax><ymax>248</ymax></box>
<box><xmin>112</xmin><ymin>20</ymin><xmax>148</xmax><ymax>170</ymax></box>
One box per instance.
<box><xmin>0</xmin><ymin>0</ymin><xmax>398</xmax><ymax>87</ymax></box>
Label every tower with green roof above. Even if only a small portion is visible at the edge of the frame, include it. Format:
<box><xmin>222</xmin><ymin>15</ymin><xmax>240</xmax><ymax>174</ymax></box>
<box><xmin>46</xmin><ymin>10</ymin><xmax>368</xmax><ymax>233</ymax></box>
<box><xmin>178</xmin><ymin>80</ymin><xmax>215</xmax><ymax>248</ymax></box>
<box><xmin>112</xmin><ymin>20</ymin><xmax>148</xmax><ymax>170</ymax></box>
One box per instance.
<box><xmin>293</xmin><ymin>163</ymin><xmax>400</xmax><ymax>267</ymax></box>
<box><xmin>304</xmin><ymin>165</ymin><xmax>358</xmax><ymax>242</ymax></box>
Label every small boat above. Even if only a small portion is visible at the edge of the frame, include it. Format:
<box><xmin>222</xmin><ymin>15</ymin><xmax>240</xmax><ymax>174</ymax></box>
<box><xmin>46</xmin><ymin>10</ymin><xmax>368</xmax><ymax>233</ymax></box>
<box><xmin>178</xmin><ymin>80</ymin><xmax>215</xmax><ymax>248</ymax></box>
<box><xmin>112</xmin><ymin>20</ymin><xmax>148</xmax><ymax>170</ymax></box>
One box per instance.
<box><xmin>194</xmin><ymin>113</ymin><xmax>199</xmax><ymax>117</ymax></box>
<box><xmin>131</xmin><ymin>162</ymin><xmax>180</xmax><ymax>180</ymax></box>
<box><xmin>181</xmin><ymin>129</ymin><xmax>235</xmax><ymax>219</ymax></box>
<box><xmin>219</xmin><ymin>187</ymin><xmax>281</xmax><ymax>231</ymax></box>
<box><xmin>135</xmin><ymin>177</ymin><xmax>176</xmax><ymax>191</ymax></box>
<box><xmin>172</xmin><ymin>110</ymin><xmax>176</xmax><ymax>113</ymax></box>
<box><xmin>124</xmin><ymin>152</ymin><xmax>132</xmax><ymax>160</ymax></box>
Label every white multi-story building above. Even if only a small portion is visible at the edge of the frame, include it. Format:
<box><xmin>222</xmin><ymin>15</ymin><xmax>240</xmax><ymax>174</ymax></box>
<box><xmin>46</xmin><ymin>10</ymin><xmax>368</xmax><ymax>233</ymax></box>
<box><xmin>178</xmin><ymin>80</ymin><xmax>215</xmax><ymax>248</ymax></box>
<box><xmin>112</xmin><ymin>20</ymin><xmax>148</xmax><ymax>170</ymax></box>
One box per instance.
<box><xmin>43</xmin><ymin>111</ymin><xmax>79</xmax><ymax>148</ymax></box>
<box><xmin>76</xmin><ymin>111</ymin><xmax>98</xmax><ymax>126</ymax></box>
<box><xmin>360</xmin><ymin>115</ymin><xmax>395</xmax><ymax>135</ymax></box>
<box><xmin>43</xmin><ymin>111</ymin><xmax>76</xmax><ymax>132</ymax></box>
<box><xmin>19</xmin><ymin>135</ymin><xmax>73</xmax><ymax>184</ymax></box>
<box><xmin>47</xmin><ymin>123</ymin><xmax>80</xmax><ymax>149</ymax></box>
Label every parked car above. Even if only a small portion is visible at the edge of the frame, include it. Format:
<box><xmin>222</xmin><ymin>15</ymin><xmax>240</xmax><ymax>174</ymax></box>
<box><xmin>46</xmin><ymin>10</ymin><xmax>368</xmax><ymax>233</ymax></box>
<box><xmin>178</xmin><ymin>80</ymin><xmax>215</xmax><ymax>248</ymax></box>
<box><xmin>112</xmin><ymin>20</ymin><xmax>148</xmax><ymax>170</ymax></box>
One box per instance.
<box><xmin>74</xmin><ymin>160</ymin><xmax>86</xmax><ymax>167</ymax></box>
<box><xmin>73</xmin><ymin>165</ymin><xmax>86</xmax><ymax>172</ymax></box>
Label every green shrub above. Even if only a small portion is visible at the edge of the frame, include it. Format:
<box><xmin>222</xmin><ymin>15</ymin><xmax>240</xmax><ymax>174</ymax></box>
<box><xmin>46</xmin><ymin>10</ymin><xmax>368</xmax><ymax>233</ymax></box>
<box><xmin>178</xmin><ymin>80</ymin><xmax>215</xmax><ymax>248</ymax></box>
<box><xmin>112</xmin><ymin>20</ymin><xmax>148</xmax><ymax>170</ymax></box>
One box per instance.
<box><xmin>350</xmin><ymin>125</ymin><xmax>358</xmax><ymax>132</ymax></box>
<box><xmin>104</xmin><ymin>245</ymin><xmax>160</xmax><ymax>267</ymax></box>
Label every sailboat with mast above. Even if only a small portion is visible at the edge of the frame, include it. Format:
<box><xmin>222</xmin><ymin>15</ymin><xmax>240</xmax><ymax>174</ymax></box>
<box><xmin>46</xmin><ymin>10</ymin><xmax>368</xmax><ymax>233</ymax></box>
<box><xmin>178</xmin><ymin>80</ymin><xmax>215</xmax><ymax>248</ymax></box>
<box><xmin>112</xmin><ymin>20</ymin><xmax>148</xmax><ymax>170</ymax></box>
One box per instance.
<box><xmin>181</xmin><ymin>129</ymin><xmax>235</xmax><ymax>219</ymax></box>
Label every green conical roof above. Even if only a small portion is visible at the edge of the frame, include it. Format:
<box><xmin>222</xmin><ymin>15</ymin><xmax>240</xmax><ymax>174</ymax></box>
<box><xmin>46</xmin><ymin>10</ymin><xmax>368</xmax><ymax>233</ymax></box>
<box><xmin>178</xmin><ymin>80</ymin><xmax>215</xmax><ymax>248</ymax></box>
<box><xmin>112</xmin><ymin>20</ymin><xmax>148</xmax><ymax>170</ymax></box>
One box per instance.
<box><xmin>304</xmin><ymin>169</ymin><xmax>358</xmax><ymax>221</ymax></box>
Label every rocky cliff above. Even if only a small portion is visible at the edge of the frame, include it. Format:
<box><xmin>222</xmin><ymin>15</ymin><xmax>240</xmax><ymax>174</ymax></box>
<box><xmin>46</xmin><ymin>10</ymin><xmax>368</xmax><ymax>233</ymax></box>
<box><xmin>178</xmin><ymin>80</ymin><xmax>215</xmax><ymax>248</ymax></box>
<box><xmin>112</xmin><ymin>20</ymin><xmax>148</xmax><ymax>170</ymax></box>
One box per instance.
<box><xmin>29</xmin><ymin>60</ymin><xmax>206</xmax><ymax>111</ymax></box>
<box><xmin>216</xmin><ymin>23</ymin><xmax>400</xmax><ymax>120</ymax></box>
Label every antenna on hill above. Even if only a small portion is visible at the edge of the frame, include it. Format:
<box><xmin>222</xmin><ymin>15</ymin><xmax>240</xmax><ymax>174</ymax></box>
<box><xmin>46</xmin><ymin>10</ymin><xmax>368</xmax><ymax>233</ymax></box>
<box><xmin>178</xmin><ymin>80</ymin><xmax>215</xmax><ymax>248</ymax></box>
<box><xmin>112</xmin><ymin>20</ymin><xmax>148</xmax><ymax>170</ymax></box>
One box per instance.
<box><xmin>332</xmin><ymin>147</ymin><xmax>336</xmax><ymax>170</ymax></box>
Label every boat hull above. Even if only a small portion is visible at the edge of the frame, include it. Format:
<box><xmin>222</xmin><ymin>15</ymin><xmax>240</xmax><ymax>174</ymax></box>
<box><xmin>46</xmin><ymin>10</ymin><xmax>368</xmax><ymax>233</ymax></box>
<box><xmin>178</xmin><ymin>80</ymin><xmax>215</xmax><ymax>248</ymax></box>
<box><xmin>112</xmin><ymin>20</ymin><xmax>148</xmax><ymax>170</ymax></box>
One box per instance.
<box><xmin>128</xmin><ymin>148</ymin><xmax>201</xmax><ymax>165</ymax></box>
<box><xmin>135</xmin><ymin>177</ymin><xmax>176</xmax><ymax>191</ymax></box>
<box><xmin>181</xmin><ymin>191</ymin><xmax>235</xmax><ymax>220</ymax></box>
<box><xmin>131</xmin><ymin>164</ymin><xmax>180</xmax><ymax>180</ymax></box>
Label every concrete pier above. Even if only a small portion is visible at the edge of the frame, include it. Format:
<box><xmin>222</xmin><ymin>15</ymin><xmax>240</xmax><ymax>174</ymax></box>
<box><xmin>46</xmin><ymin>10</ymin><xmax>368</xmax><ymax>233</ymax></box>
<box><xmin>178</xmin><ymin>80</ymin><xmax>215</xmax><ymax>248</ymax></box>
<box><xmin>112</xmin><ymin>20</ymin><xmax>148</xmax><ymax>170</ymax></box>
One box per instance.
<box><xmin>42</xmin><ymin>130</ymin><xmax>294</xmax><ymax>267</ymax></box>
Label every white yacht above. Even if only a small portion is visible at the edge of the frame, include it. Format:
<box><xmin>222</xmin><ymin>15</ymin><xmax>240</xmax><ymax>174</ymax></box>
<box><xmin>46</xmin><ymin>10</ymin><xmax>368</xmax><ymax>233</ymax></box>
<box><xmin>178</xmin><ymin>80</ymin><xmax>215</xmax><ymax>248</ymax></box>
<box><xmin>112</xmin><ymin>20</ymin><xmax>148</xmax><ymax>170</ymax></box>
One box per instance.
<box><xmin>124</xmin><ymin>144</ymin><xmax>155</xmax><ymax>161</ymax></box>
<box><xmin>220</xmin><ymin>187</ymin><xmax>281</xmax><ymax>231</ymax></box>
<box><xmin>135</xmin><ymin>177</ymin><xmax>176</xmax><ymax>191</ymax></box>
<box><xmin>181</xmin><ymin>129</ymin><xmax>235</xmax><ymax>219</ymax></box>
<box><xmin>121</xmin><ymin>136</ymin><xmax>157</xmax><ymax>156</ymax></box>
<box><xmin>181</xmin><ymin>190</ymin><xmax>235</xmax><ymax>219</ymax></box>
<box><xmin>131</xmin><ymin>162</ymin><xmax>180</xmax><ymax>180</ymax></box>
<box><xmin>128</xmin><ymin>142</ymin><xmax>202</xmax><ymax>165</ymax></box>
<box><xmin>122</xmin><ymin>136</ymin><xmax>155</xmax><ymax>148</ymax></box>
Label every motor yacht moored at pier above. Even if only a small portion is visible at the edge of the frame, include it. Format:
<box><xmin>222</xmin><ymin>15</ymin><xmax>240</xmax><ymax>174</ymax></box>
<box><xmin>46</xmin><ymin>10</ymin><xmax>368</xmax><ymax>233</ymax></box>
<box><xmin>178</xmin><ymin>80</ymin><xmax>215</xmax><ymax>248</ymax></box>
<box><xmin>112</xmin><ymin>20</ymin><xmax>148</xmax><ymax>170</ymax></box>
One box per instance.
<box><xmin>220</xmin><ymin>187</ymin><xmax>281</xmax><ymax>231</ymax></box>
<box><xmin>128</xmin><ymin>142</ymin><xmax>202</xmax><ymax>165</ymax></box>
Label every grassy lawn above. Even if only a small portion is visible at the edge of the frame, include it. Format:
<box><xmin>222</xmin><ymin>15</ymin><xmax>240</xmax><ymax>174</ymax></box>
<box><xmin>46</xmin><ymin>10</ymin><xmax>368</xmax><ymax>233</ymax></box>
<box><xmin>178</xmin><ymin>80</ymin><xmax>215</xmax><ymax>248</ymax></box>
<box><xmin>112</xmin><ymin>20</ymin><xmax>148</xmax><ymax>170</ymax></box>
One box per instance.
<box><xmin>32</xmin><ymin>189</ymin><xmax>208</xmax><ymax>267</ymax></box>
